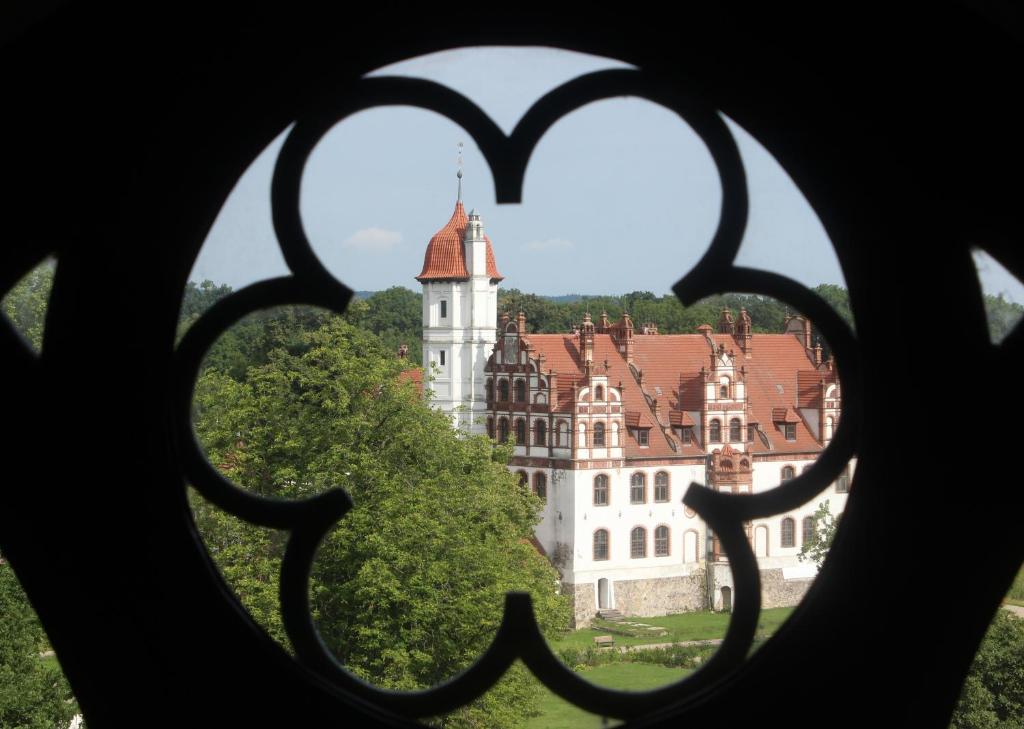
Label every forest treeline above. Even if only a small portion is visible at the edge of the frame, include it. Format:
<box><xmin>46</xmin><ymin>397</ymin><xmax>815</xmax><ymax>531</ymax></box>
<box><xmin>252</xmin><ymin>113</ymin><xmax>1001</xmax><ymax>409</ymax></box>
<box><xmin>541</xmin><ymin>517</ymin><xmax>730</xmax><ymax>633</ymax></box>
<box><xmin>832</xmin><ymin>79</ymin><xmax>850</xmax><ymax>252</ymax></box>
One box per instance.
<box><xmin>180</xmin><ymin>280</ymin><xmax>1022</xmax><ymax>368</ymax></box>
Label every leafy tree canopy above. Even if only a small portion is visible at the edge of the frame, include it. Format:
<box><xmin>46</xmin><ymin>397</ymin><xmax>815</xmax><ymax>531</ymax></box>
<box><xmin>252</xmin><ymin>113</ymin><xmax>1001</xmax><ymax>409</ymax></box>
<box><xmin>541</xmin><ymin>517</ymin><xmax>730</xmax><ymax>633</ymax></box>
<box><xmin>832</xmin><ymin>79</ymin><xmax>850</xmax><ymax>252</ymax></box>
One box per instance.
<box><xmin>952</xmin><ymin>611</ymin><xmax>1024</xmax><ymax>729</ymax></box>
<box><xmin>0</xmin><ymin>562</ymin><xmax>79</xmax><ymax>729</ymax></box>
<box><xmin>192</xmin><ymin>316</ymin><xmax>570</xmax><ymax>727</ymax></box>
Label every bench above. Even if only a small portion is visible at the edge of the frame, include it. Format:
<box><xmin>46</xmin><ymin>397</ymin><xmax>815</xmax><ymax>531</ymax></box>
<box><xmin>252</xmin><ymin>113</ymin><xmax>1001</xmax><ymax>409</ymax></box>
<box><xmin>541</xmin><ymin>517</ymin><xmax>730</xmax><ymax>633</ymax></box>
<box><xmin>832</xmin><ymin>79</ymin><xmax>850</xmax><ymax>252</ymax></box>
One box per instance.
<box><xmin>593</xmin><ymin>635</ymin><xmax>615</xmax><ymax>648</ymax></box>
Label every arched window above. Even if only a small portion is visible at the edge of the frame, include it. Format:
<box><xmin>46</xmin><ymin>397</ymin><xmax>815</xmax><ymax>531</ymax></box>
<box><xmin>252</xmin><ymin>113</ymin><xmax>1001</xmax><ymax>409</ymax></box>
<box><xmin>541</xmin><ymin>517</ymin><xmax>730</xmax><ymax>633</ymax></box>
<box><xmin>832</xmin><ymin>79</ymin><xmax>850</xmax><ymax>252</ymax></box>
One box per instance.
<box><xmin>485</xmin><ymin>378</ymin><xmax>493</xmax><ymax>402</ymax></box>
<box><xmin>593</xmin><ymin>474</ymin><xmax>609</xmax><ymax>506</ymax></box>
<box><xmin>593</xmin><ymin>422</ymin><xmax>606</xmax><ymax>446</ymax></box>
<box><xmin>655</xmin><ymin>525</ymin><xmax>670</xmax><ymax>556</ymax></box>
<box><xmin>556</xmin><ymin>420</ymin><xmax>569</xmax><ymax>447</ymax></box>
<box><xmin>593</xmin><ymin>529</ymin><xmax>609</xmax><ymax>561</ymax></box>
<box><xmin>709</xmin><ymin>419</ymin><xmax>722</xmax><ymax>443</ymax></box>
<box><xmin>729</xmin><ymin>418</ymin><xmax>742</xmax><ymax>442</ymax></box>
<box><xmin>498</xmin><ymin>379</ymin><xmax>510</xmax><ymax>402</ymax></box>
<box><xmin>534</xmin><ymin>419</ymin><xmax>546</xmax><ymax>446</ymax></box>
<box><xmin>802</xmin><ymin>516</ymin><xmax>816</xmax><ymax>545</ymax></box>
<box><xmin>486</xmin><ymin>417</ymin><xmax>495</xmax><ymax>439</ymax></box>
<box><xmin>516</xmin><ymin>471</ymin><xmax>528</xmax><ymax>488</ymax></box>
<box><xmin>630</xmin><ymin>527</ymin><xmax>647</xmax><ymax>558</ymax></box>
<box><xmin>781</xmin><ymin>517</ymin><xmax>795</xmax><ymax>547</ymax></box>
<box><xmin>515</xmin><ymin>418</ymin><xmax>526</xmax><ymax>444</ymax></box>
<box><xmin>781</xmin><ymin>465</ymin><xmax>796</xmax><ymax>482</ymax></box>
<box><xmin>594</xmin><ymin>384</ymin><xmax>604</xmax><ymax>400</ymax></box>
<box><xmin>740</xmin><ymin>459</ymin><xmax>749</xmax><ymax>469</ymax></box>
<box><xmin>836</xmin><ymin>465</ymin><xmax>851</xmax><ymax>493</ymax></box>
<box><xmin>720</xmin><ymin>384</ymin><xmax>729</xmax><ymax>398</ymax></box>
<box><xmin>630</xmin><ymin>472</ymin><xmax>646</xmax><ymax>503</ymax></box>
<box><xmin>654</xmin><ymin>472</ymin><xmax>669</xmax><ymax>502</ymax></box>
<box><xmin>498</xmin><ymin>417</ymin><xmax>509</xmax><ymax>443</ymax></box>
<box><xmin>579</xmin><ymin>423</ymin><xmax>587</xmax><ymax>448</ymax></box>
<box><xmin>533</xmin><ymin>472</ymin><xmax>547</xmax><ymax>499</ymax></box>
<box><xmin>514</xmin><ymin>379</ymin><xmax>526</xmax><ymax>403</ymax></box>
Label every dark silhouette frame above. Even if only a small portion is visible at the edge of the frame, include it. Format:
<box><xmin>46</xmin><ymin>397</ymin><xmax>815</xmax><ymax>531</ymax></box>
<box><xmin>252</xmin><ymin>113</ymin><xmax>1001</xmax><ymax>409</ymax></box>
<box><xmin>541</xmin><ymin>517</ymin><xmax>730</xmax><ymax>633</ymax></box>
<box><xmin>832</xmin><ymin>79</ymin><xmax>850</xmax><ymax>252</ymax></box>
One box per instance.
<box><xmin>1</xmin><ymin>4</ymin><xmax>1022</xmax><ymax>727</ymax></box>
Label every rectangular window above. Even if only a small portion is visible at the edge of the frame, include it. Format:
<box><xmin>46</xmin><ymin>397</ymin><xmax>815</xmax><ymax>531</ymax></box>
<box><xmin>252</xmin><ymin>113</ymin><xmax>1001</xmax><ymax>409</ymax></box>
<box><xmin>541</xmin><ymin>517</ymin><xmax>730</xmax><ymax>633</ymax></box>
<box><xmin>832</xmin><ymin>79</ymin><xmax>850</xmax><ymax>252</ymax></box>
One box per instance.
<box><xmin>440</xmin><ymin>300</ymin><xmax>447</xmax><ymax>318</ymax></box>
<box><xmin>637</xmin><ymin>429</ymin><xmax>649</xmax><ymax>446</ymax></box>
<box><xmin>682</xmin><ymin>426</ymin><xmax>693</xmax><ymax>444</ymax></box>
<box><xmin>439</xmin><ymin>350</ymin><xmax>446</xmax><ymax>366</ymax></box>
<box><xmin>784</xmin><ymin>423</ymin><xmax>796</xmax><ymax>440</ymax></box>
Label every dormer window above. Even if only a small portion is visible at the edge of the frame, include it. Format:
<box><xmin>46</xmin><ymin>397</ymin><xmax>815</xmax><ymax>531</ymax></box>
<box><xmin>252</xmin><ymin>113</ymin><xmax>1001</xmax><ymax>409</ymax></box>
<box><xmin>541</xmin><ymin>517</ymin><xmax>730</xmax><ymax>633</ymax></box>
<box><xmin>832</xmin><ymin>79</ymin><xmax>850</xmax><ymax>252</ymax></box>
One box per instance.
<box><xmin>784</xmin><ymin>423</ymin><xmax>796</xmax><ymax>441</ymax></box>
<box><xmin>633</xmin><ymin>428</ymin><xmax>649</xmax><ymax>446</ymax></box>
<box><xmin>681</xmin><ymin>426</ymin><xmax>694</xmax><ymax>444</ymax></box>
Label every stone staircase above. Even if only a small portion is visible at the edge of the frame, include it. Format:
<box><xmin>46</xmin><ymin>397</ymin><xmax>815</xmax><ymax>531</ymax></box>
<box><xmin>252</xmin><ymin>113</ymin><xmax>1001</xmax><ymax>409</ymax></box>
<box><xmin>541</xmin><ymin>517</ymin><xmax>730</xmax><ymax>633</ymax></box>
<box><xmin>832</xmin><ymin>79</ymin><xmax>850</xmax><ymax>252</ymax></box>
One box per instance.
<box><xmin>597</xmin><ymin>609</ymin><xmax>625</xmax><ymax>622</ymax></box>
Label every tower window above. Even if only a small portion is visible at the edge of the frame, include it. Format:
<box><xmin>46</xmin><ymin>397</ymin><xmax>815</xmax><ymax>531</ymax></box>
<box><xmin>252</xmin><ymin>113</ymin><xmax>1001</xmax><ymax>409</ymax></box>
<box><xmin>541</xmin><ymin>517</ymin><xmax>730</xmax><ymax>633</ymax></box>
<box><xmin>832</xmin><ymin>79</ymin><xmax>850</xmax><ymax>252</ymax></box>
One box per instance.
<box><xmin>439</xmin><ymin>350</ymin><xmax>446</xmax><ymax>366</ymax></box>
<box><xmin>709</xmin><ymin>419</ymin><xmax>722</xmax><ymax>443</ymax></box>
<box><xmin>730</xmin><ymin>418</ymin><xmax>742</xmax><ymax>442</ymax></box>
<box><xmin>440</xmin><ymin>300</ymin><xmax>447</xmax><ymax>319</ymax></box>
<box><xmin>533</xmin><ymin>472</ymin><xmax>547</xmax><ymax>499</ymax></box>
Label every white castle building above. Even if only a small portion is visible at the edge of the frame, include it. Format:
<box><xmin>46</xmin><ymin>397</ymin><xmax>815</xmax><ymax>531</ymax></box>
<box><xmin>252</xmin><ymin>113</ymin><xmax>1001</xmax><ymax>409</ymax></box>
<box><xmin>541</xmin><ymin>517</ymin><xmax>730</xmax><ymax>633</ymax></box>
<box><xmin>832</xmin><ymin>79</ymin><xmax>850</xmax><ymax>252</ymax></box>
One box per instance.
<box><xmin>415</xmin><ymin>187</ymin><xmax>854</xmax><ymax>627</ymax></box>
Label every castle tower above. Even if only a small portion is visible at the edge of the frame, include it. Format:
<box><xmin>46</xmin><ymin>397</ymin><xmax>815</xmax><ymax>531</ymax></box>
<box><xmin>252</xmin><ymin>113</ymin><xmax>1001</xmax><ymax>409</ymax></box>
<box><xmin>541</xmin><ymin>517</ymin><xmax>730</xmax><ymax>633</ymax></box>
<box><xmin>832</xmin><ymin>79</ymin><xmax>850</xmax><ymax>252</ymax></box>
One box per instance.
<box><xmin>415</xmin><ymin>170</ymin><xmax>503</xmax><ymax>433</ymax></box>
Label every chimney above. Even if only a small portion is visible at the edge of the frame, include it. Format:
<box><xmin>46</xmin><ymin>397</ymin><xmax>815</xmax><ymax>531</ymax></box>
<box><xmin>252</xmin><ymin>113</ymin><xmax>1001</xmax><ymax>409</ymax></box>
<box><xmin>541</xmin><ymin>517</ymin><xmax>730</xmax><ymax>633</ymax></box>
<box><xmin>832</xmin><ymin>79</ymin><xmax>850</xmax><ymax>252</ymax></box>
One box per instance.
<box><xmin>814</xmin><ymin>343</ymin><xmax>823</xmax><ymax>366</ymax></box>
<box><xmin>717</xmin><ymin>308</ymin><xmax>735</xmax><ymax>334</ymax></box>
<box><xmin>803</xmin><ymin>317</ymin><xmax>813</xmax><ymax>350</ymax></box>
<box><xmin>580</xmin><ymin>312</ymin><xmax>595</xmax><ymax>371</ymax></box>
<box><xmin>517</xmin><ymin>310</ymin><xmax>527</xmax><ymax>335</ymax></box>
<box><xmin>618</xmin><ymin>312</ymin><xmax>635</xmax><ymax>364</ymax></box>
<box><xmin>737</xmin><ymin>308</ymin><xmax>752</xmax><ymax>357</ymax></box>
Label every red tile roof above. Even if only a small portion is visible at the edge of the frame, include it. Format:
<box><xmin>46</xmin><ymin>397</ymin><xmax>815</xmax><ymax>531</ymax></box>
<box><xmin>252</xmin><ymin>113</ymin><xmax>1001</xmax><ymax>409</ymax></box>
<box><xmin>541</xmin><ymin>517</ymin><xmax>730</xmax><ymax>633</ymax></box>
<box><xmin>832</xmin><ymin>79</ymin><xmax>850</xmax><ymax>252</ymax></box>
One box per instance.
<box><xmin>398</xmin><ymin>367</ymin><xmax>423</xmax><ymax>395</ymax></box>
<box><xmin>524</xmin><ymin>331</ymin><xmax>827</xmax><ymax>459</ymax></box>
<box><xmin>415</xmin><ymin>201</ymin><xmax>503</xmax><ymax>282</ymax></box>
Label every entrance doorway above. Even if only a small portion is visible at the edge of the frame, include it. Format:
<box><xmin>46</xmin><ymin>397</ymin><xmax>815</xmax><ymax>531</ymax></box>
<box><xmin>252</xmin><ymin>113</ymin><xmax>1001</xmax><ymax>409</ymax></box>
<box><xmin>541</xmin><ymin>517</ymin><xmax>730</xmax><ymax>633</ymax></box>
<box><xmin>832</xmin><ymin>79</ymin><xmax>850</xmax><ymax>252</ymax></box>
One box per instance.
<box><xmin>598</xmin><ymin>578</ymin><xmax>610</xmax><ymax>610</ymax></box>
<box><xmin>721</xmin><ymin>586</ymin><xmax>732</xmax><ymax>612</ymax></box>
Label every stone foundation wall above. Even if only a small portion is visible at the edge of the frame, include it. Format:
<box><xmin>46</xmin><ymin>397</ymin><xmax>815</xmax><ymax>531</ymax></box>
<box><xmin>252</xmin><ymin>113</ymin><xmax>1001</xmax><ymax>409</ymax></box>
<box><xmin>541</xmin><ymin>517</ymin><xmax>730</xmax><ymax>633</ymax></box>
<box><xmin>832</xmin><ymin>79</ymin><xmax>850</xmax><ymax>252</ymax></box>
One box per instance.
<box><xmin>565</xmin><ymin>582</ymin><xmax>596</xmax><ymax>628</ymax></box>
<box><xmin>760</xmin><ymin>568</ymin><xmax>813</xmax><ymax>608</ymax></box>
<box><xmin>613</xmin><ymin>574</ymin><xmax>706</xmax><ymax>618</ymax></box>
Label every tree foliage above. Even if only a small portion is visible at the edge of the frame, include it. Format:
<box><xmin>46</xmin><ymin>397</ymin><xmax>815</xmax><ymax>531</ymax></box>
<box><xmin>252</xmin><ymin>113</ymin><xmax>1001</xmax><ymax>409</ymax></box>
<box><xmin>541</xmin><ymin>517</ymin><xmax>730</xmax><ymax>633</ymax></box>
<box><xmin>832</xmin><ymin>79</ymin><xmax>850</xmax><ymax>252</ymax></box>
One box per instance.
<box><xmin>797</xmin><ymin>501</ymin><xmax>837</xmax><ymax>568</ymax></box>
<box><xmin>191</xmin><ymin>316</ymin><xmax>570</xmax><ymax>727</ymax></box>
<box><xmin>1</xmin><ymin>259</ymin><xmax>55</xmax><ymax>351</ymax></box>
<box><xmin>951</xmin><ymin>611</ymin><xmax>1024</xmax><ymax>729</ymax></box>
<box><xmin>0</xmin><ymin>562</ymin><xmax>79</xmax><ymax>729</ymax></box>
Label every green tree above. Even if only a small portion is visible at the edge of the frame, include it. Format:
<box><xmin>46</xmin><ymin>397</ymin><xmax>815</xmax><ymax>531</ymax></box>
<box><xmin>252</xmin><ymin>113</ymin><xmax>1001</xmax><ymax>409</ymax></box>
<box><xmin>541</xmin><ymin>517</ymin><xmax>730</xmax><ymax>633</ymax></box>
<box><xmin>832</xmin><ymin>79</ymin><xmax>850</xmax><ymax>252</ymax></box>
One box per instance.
<box><xmin>191</xmin><ymin>316</ymin><xmax>570</xmax><ymax>727</ymax></box>
<box><xmin>797</xmin><ymin>501</ymin><xmax>837</xmax><ymax>568</ymax></box>
<box><xmin>951</xmin><ymin>610</ymin><xmax>1024</xmax><ymax>729</ymax></box>
<box><xmin>0</xmin><ymin>561</ymin><xmax>79</xmax><ymax>729</ymax></box>
<box><xmin>1</xmin><ymin>260</ymin><xmax>55</xmax><ymax>351</ymax></box>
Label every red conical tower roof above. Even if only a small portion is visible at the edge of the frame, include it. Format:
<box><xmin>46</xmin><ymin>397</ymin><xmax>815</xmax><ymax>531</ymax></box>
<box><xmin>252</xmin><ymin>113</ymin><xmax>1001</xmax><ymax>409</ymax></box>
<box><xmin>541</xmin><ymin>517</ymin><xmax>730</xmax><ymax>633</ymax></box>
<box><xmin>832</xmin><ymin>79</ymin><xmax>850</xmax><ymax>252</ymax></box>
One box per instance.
<box><xmin>416</xmin><ymin>200</ymin><xmax>503</xmax><ymax>282</ymax></box>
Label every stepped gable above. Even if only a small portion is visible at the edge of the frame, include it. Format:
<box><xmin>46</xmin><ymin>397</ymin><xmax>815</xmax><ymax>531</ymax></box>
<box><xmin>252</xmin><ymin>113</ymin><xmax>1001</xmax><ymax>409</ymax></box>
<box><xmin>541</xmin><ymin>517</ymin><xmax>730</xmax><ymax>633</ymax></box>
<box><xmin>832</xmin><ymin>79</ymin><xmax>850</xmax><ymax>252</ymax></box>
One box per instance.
<box><xmin>416</xmin><ymin>200</ymin><xmax>503</xmax><ymax>282</ymax></box>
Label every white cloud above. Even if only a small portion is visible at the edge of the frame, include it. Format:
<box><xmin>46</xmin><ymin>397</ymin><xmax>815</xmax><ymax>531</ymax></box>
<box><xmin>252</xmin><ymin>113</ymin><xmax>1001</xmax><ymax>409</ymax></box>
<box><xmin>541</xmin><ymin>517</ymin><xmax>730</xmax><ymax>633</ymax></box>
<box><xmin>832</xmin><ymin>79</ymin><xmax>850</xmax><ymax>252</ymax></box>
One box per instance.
<box><xmin>342</xmin><ymin>227</ymin><xmax>403</xmax><ymax>251</ymax></box>
<box><xmin>523</xmin><ymin>238</ymin><xmax>574</xmax><ymax>251</ymax></box>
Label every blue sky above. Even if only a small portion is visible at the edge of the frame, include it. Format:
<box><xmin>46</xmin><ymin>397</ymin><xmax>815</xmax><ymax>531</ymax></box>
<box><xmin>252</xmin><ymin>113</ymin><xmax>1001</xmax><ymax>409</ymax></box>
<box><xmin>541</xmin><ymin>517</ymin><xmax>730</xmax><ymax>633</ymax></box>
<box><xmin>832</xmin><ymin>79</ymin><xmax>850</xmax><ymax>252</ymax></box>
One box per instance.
<box><xmin>191</xmin><ymin>47</ymin><xmax>1022</xmax><ymax>304</ymax></box>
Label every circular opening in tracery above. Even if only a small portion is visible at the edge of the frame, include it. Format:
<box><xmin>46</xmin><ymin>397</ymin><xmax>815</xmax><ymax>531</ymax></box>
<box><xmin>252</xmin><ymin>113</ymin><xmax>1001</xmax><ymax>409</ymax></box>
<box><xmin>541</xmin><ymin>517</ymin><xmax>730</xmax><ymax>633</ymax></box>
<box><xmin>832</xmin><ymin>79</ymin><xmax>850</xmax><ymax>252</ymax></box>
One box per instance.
<box><xmin>182</xmin><ymin>45</ymin><xmax>862</xmax><ymax>721</ymax></box>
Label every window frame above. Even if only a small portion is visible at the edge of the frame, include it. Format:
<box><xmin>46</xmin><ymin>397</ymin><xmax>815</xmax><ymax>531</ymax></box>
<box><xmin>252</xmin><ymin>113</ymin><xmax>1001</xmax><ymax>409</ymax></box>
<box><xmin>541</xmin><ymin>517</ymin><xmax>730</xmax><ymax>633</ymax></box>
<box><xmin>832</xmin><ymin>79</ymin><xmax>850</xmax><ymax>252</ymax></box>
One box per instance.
<box><xmin>593</xmin><ymin>474</ymin><xmax>610</xmax><ymax>506</ymax></box>
<box><xmin>654</xmin><ymin>471</ymin><xmax>669</xmax><ymax>502</ymax></box>
<box><xmin>781</xmin><ymin>517</ymin><xmax>796</xmax><ymax>548</ymax></box>
<box><xmin>630</xmin><ymin>472</ymin><xmax>646</xmax><ymax>504</ymax></box>
<box><xmin>593</xmin><ymin>529</ymin><xmax>609</xmax><ymax>561</ymax></box>
<box><xmin>654</xmin><ymin>525</ymin><xmax>670</xmax><ymax>556</ymax></box>
<box><xmin>709</xmin><ymin>419</ymin><xmax>722</xmax><ymax>443</ymax></box>
<box><xmin>630</xmin><ymin>526</ymin><xmax>647</xmax><ymax>558</ymax></box>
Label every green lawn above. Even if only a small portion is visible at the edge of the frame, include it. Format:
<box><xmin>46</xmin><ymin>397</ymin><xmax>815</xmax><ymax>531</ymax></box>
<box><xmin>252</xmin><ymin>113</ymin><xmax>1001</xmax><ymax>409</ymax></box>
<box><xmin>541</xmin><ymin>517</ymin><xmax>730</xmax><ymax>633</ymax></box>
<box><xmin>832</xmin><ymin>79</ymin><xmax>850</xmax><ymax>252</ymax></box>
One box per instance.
<box><xmin>550</xmin><ymin>607</ymin><xmax>794</xmax><ymax>651</ymax></box>
<box><xmin>523</xmin><ymin>663</ymin><xmax>692</xmax><ymax>729</ymax></box>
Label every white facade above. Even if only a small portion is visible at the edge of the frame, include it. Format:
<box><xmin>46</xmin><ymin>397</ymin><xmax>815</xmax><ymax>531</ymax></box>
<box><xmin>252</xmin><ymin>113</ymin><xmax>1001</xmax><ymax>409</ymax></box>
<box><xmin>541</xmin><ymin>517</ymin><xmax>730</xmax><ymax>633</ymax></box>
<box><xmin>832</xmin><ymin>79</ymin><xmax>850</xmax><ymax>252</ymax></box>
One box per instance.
<box><xmin>417</xmin><ymin>199</ymin><xmax>855</xmax><ymax>624</ymax></box>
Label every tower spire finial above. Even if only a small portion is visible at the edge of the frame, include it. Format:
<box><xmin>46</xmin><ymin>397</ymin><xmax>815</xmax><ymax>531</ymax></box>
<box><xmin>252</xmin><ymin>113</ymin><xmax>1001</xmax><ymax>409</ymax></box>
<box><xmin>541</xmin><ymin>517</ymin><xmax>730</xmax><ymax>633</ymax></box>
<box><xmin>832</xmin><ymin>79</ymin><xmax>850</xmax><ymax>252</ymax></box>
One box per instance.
<box><xmin>456</xmin><ymin>141</ymin><xmax>464</xmax><ymax>202</ymax></box>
